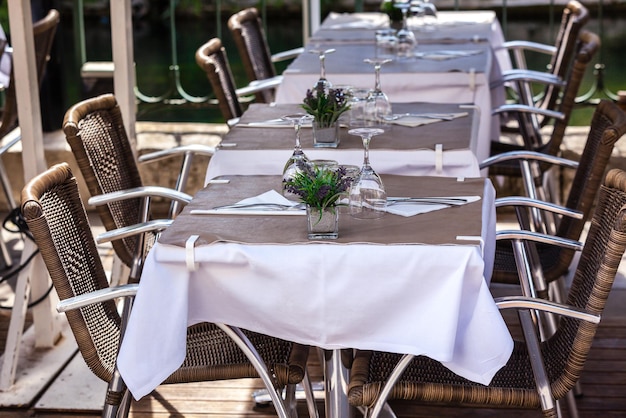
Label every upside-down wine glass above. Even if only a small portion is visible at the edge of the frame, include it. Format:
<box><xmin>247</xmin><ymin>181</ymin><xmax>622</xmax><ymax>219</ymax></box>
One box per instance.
<box><xmin>363</xmin><ymin>58</ymin><xmax>393</xmax><ymax>126</ymax></box>
<box><xmin>394</xmin><ymin>1</ymin><xmax>417</xmax><ymax>58</ymax></box>
<box><xmin>282</xmin><ymin>113</ymin><xmax>314</xmax><ymax>197</ymax></box>
<box><xmin>421</xmin><ymin>0</ymin><xmax>438</xmax><ymax>29</ymax></box>
<box><xmin>309</xmin><ymin>48</ymin><xmax>336</xmax><ymax>92</ymax></box>
<box><xmin>348</xmin><ymin>127</ymin><xmax>387</xmax><ymax>219</ymax></box>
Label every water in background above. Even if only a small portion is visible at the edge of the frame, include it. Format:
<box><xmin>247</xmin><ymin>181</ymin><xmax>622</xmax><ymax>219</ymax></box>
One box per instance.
<box><xmin>53</xmin><ymin>12</ymin><xmax>625</xmax><ymax>128</ymax></box>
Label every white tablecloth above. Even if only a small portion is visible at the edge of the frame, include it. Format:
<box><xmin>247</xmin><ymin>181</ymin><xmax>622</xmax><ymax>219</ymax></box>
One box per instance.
<box><xmin>275</xmin><ymin>11</ymin><xmax>511</xmax><ymax>164</ymax></box>
<box><xmin>117</xmin><ymin>176</ymin><xmax>512</xmax><ymax>400</ymax></box>
<box><xmin>205</xmin><ymin>148</ymin><xmax>479</xmax><ymax>184</ymax></box>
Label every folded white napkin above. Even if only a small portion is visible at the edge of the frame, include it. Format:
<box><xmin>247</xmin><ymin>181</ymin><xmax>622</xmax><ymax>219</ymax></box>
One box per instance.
<box><xmin>190</xmin><ymin>190</ymin><xmax>305</xmax><ymax>216</ymax></box>
<box><xmin>415</xmin><ymin>50</ymin><xmax>483</xmax><ymax>61</ymax></box>
<box><xmin>388</xmin><ymin>112</ymin><xmax>468</xmax><ymax>127</ymax></box>
<box><xmin>385</xmin><ymin>195</ymin><xmax>481</xmax><ymax>217</ymax></box>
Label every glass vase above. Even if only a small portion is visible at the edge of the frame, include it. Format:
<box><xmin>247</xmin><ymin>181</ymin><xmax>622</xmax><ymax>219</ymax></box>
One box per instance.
<box><xmin>306</xmin><ymin>205</ymin><xmax>339</xmax><ymax>240</ymax></box>
<box><xmin>312</xmin><ymin>121</ymin><xmax>340</xmax><ymax>148</ymax></box>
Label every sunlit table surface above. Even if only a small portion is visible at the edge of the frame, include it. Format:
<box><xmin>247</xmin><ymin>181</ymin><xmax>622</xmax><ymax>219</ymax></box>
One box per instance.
<box><xmin>275</xmin><ymin>11</ymin><xmax>511</xmax><ymax>161</ymax></box>
<box><xmin>117</xmin><ymin>174</ymin><xmax>513</xmax><ymax>415</ymax></box>
<box><xmin>206</xmin><ymin>102</ymin><xmax>482</xmax><ymax>184</ymax></box>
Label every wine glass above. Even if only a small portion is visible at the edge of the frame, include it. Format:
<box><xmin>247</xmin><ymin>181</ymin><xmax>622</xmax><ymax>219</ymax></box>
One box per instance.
<box><xmin>363</xmin><ymin>58</ymin><xmax>393</xmax><ymax>126</ymax></box>
<box><xmin>282</xmin><ymin>113</ymin><xmax>314</xmax><ymax>196</ymax></box>
<box><xmin>348</xmin><ymin>127</ymin><xmax>387</xmax><ymax>219</ymax></box>
<box><xmin>394</xmin><ymin>1</ymin><xmax>417</xmax><ymax>58</ymax></box>
<box><xmin>309</xmin><ymin>48</ymin><xmax>336</xmax><ymax>93</ymax></box>
<box><xmin>421</xmin><ymin>0</ymin><xmax>438</xmax><ymax>29</ymax></box>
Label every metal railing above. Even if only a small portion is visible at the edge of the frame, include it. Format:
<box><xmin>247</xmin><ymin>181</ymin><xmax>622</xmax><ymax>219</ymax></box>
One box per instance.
<box><xmin>73</xmin><ymin>0</ymin><xmax>620</xmax><ymax>107</ymax></box>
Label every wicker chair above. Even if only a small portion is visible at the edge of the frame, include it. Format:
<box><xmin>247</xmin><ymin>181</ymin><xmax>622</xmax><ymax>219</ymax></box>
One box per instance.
<box><xmin>195</xmin><ymin>37</ymin><xmax>280</xmax><ymax>126</ymax></box>
<box><xmin>0</xmin><ymin>8</ymin><xmax>59</xmax><ymax>268</ymax></box>
<box><xmin>20</xmin><ymin>162</ymin><xmax>312</xmax><ymax>418</ymax></box>
<box><xmin>485</xmin><ymin>30</ymin><xmax>600</xmax><ymax>217</ymax></box>
<box><xmin>348</xmin><ymin>166</ymin><xmax>626</xmax><ymax>418</ymax></box>
<box><xmin>62</xmin><ymin>93</ymin><xmax>214</xmax><ymax>283</ymax></box>
<box><xmin>494</xmin><ymin>0</ymin><xmax>589</xmax><ymax>138</ymax></box>
<box><xmin>489</xmin><ymin>99</ymin><xmax>626</xmax><ymax>295</ymax></box>
<box><xmin>228</xmin><ymin>7</ymin><xmax>303</xmax><ymax>103</ymax></box>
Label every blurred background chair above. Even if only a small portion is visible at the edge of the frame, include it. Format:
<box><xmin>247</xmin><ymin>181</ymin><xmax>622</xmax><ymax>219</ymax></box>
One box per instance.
<box><xmin>21</xmin><ymin>162</ymin><xmax>313</xmax><ymax>418</ymax></box>
<box><xmin>228</xmin><ymin>7</ymin><xmax>303</xmax><ymax>103</ymax></box>
<box><xmin>62</xmin><ymin>93</ymin><xmax>213</xmax><ymax>284</ymax></box>
<box><xmin>493</xmin><ymin>0</ymin><xmax>589</xmax><ymax>137</ymax></box>
<box><xmin>347</xmin><ymin>166</ymin><xmax>626</xmax><ymax>418</ymax></box>
<box><xmin>0</xmin><ymin>8</ymin><xmax>59</xmax><ymax>269</ymax></box>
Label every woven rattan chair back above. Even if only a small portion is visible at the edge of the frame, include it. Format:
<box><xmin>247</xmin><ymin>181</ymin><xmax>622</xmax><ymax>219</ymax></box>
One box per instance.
<box><xmin>228</xmin><ymin>7</ymin><xmax>276</xmax><ymax>103</ymax></box>
<box><xmin>348</xmin><ymin>166</ymin><xmax>626</xmax><ymax>417</ymax></box>
<box><xmin>63</xmin><ymin>93</ymin><xmax>144</xmax><ymax>271</ymax></box>
<box><xmin>493</xmin><ymin>98</ymin><xmax>626</xmax><ymax>286</ymax></box>
<box><xmin>21</xmin><ymin>163</ymin><xmax>121</xmax><ymax>383</ymax></box>
<box><xmin>21</xmin><ymin>163</ymin><xmax>311</xmax><ymax>418</ymax></box>
<box><xmin>490</xmin><ymin>29</ymin><xmax>600</xmax><ymax>176</ymax></box>
<box><xmin>195</xmin><ymin>38</ymin><xmax>244</xmax><ymax>123</ymax></box>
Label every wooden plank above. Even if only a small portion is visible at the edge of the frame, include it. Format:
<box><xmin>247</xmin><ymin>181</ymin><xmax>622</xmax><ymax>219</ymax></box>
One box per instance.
<box><xmin>34</xmin><ymin>353</ymin><xmax>107</xmax><ymax>412</ymax></box>
<box><xmin>0</xmin><ymin>318</ymin><xmax>76</xmax><ymax>407</ymax></box>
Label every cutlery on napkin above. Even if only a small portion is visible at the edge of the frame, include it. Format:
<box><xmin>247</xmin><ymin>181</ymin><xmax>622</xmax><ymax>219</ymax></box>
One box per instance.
<box><xmin>325</xmin><ymin>17</ymin><xmax>388</xmax><ymax>30</ymax></box>
<box><xmin>236</xmin><ymin>119</ymin><xmax>315</xmax><ymax>129</ymax></box>
<box><xmin>190</xmin><ymin>190</ymin><xmax>306</xmax><ymax>216</ymax></box>
<box><xmin>385</xmin><ymin>195</ymin><xmax>480</xmax><ymax>217</ymax></box>
<box><xmin>385</xmin><ymin>112</ymin><xmax>468</xmax><ymax>127</ymax></box>
<box><xmin>415</xmin><ymin>50</ymin><xmax>483</xmax><ymax>61</ymax></box>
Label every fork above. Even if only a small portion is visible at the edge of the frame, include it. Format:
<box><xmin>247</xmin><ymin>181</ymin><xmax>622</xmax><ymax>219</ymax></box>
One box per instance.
<box><xmin>210</xmin><ymin>203</ymin><xmax>304</xmax><ymax>211</ymax></box>
<box><xmin>387</xmin><ymin>197</ymin><xmax>467</xmax><ymax>206</ymax></box>
<box><xmin>384</xmin><ymin>113</ymin><xmax>457</xmax><ymax>121</ymax></box>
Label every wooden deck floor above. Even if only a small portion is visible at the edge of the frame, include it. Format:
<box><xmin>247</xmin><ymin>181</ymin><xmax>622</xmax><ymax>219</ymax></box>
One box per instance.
<box><xmin>0</xmin><ymin>285</ymin><xmax>621</xmax><ymax>418</ymax></box>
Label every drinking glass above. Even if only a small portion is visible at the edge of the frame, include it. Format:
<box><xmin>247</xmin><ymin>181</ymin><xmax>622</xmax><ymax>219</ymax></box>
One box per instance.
<box><xmin>363</xmin><ymin>58</ymin><xmax>392</xmax><ymax>126</ymax></box>
<box><xmin>394</xmin><ymin>1</ymin><xmax>417</xmax><ymax>58</ymax></box>
<box><xmin>421</xmin><ymin>0</ymin><xmax>438</xmax><ymax>29</ymax></box>
<box><xmin>375</xmin><ymin>28</ymin><xmax>397</xmax><ymax>60</ymax></box>
<box><xmin>282</xmin><ymin>113</ymin><xmax>314</xmax><ymax>196</ymax></box>
<box><xmin>348</xmin><ymin>87</ymin><xmax>371</xmax><ymax>127</ymax></box>
<box><xmin>309</xmin><ymin>48</ymin><xmax>336</xmax><ymax>92</ymax></box>
<box><xmin>348</xmin><ymin>127</ymin><xmax>387</xmax><ymax>219</ymax></box>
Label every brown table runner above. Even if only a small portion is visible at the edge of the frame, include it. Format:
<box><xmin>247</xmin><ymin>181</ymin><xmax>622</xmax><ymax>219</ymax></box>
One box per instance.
<box><xmin>159</xmin><ymin>175</ymin><xmax>486</xmax><ymax>247</ymax></box>
<box><xmin>288</xmin><ymin>42</ymin><xmax>490</xmax><ymax>75</ymax></box>
<box><xmin>224</xmin><ymin>103</ymin><xmax>474</xmax><ymax>151</ymax></box>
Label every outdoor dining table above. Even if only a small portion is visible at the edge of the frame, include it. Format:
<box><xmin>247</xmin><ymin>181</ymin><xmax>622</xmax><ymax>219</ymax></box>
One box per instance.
<box><xmin>206</xmin><ymin>102</ymin><xmax>482</xmax><ymax>184</ymax></box>
<box><xmin>116</xmin><ymin>174</ymin><xmax>514</xmax><ymax>418</ymax></box>
<box><xmin>274</xmin><ymin>11</ymin><xmax>510</xmax><ymax>162</ymax></box>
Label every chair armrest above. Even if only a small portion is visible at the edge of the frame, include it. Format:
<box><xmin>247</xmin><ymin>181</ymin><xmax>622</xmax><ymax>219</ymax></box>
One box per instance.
<box><xmin>95</xmin><ymin>218</ymin><xmax>173</xmax><ymax>244</ymax></box>
<box><xmin>57</xmin><ymin>283</ymin><xmax>140</xmax><ymax>312</ymax></box>
<box><xmin>499</xmin><ymin>40</ymin><xmax>557</xmax><ymax>56</ymax></box>
<box><xmin>236</xmin><ymin>76</ymin><xmax>283</xmax><ymax>97</ymax></box>
<box><xmin>495</xmin><ymin>196</ymin><xmax>583</xmax><ymax>220</ymax></box>
<box><xmin>87</xmin><ymin>186</ymin><xmax>192</xmax><ymax>207</ymax></box>
<box><xmin>138</xmin><ymin>144</ymin><xmax>216</xmax><ymax>164</ymax></box>
<box><xmin>480</xmin><ymin>150</ymin><xmax>579</xmax><ymax>171</ymax></box>
<box><xmin>227</xmin><ymin>117</ymin><xmax>240</xmax><ymax>128</ymax></box>
<box><xmin>496</xmin><ymin>229</ymin><xmax>583</xmax><ymax>251</ymax></box>
<box><xmin>271</xmin><ymin>47</ymin><xmax>304</xmax><ymax>63</ymax></box>
<box><xmin>495</xmin><ymin>69</ymin><xmax>564</xmax><ymax>87</ymax></box>
<box><xmin>495</xmin><ymin>295</ymin><xmax>600</xmax><ymax>324</ymax></box>
<box><xmin>491</xmin><ymin>103</ymin><xmax>565</xmax><ymax>121</ymax></box>
<box><xmin>0</xmin><ymin>127</ymin><xmax>21</xmax><ymax>155</ymax></box>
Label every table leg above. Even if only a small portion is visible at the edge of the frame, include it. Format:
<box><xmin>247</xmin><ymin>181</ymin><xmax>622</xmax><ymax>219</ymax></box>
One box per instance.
<box><xmin>324</xmin><ymin>348</ymin><xmax>355</xmax><ymax>418</ymax></box>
